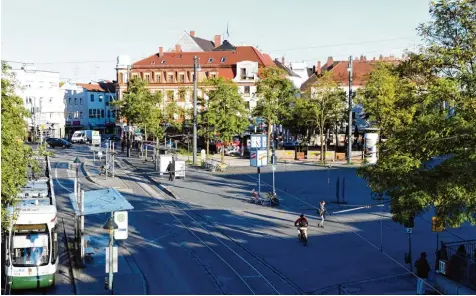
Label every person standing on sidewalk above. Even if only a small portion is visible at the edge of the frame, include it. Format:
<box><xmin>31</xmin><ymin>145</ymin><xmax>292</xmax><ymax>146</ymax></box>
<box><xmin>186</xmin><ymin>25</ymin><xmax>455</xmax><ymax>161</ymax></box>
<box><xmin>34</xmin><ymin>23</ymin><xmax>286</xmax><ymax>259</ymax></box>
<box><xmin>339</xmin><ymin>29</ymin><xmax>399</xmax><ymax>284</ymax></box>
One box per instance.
<box><xmin>318</xmin><ymin>201</ymin><xmax>326</xmax><ymax>228</ymax></box>
<box><xmin>415</xmin><ymin>252</ymin><xmax>430</xmax><ymax>295</ymax></box>
<box><xmin>166</xmin><ymin>161</ymin><xmax>174</xmax><ymax>181</ymax></box>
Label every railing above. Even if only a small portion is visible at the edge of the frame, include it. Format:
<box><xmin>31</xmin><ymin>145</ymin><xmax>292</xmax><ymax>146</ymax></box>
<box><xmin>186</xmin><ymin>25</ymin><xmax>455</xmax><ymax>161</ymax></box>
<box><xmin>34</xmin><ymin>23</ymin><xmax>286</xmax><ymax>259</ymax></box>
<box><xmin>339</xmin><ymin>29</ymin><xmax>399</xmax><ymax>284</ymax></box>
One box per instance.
<box><xmin>440</xmin><ymin>240</ymin><xmax>476</xmax><ymax>290</ymax></box>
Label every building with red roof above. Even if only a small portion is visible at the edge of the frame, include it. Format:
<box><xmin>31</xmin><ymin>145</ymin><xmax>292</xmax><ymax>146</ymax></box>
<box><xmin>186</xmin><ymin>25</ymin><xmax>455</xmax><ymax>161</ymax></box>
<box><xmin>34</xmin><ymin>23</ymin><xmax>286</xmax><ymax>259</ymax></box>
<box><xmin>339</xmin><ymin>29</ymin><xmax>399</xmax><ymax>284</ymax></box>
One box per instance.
<box><xmin>115</xmin><ymin>37</ymin><xmax>276</xmax><ymax>124</ymax></box>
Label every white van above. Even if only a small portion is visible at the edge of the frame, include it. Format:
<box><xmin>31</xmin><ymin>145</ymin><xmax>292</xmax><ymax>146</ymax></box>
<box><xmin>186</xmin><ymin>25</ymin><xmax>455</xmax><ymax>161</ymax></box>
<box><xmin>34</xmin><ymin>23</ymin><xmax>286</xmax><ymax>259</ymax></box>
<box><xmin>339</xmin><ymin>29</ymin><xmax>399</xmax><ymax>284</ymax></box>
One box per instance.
<box><xmin>71</xmin><ymin>131</ymin><xmax>86</xmax><ymax>143</ymax></box>
<box><xmin>71</xmin><ymin>130</ymin><xmax>101</xmax><ymax>146</ymax></box>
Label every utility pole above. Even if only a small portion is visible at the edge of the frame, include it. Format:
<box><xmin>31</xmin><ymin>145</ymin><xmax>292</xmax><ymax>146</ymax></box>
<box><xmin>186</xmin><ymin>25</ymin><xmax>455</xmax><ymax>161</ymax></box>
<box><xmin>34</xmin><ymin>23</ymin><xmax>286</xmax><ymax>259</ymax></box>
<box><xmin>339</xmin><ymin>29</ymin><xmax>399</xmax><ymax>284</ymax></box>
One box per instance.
<box><xmin>347</xmin><ymin>56</ymin><xmax>353</xmax><ymax>164</ymax></box>
<box><xmin>193</xmin><ymin>56</ymin><xmax>198</xmax><ymax>165</ymax></box>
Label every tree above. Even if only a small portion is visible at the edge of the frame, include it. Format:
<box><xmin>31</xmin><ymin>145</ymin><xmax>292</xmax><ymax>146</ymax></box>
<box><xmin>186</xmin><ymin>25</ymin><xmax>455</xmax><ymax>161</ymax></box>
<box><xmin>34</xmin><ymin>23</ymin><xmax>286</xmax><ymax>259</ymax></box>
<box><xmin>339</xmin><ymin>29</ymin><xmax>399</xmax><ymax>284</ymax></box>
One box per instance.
<box><xmin>357</xmin><ymin>0</ymin><xmax>476</xmax><ymax>227</ymax></box>
<box><xmin>1</xmin><ymin>62</ymin><xmax>35</xmax><ymax>229</ymax></box>
<box><xmin>254</xmin><ymin>67</ymin><xmax>296</xmax><ymax>158</ymax></box>
<box><xmin>302</xmin><ymin>72</ymin><xmax>346</xmax><ymax>161</ymax></box>
<box><xmin>204</xmin><ymin>77</ymin><xmax>249</xmax><ymax>163</ymax></box>
<box><xmin>355</xmin><ymin>63</ymin><xmax>417</xmax><ymax>138</ymax></box>
<box><xmin>197</xmin><ymin>95</ymin><xmax>216</xmax><ymax>157</ymax></box>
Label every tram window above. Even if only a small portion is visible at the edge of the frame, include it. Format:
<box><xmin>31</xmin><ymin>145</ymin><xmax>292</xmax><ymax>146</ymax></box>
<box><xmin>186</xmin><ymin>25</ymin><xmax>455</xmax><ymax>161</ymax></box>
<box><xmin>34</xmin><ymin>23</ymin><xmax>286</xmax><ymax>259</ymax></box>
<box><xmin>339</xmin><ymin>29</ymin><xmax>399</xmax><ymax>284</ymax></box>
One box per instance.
<box><xmin>11</xmin><ymin>224</ymin><xmax>50</xmax><ymax>267</ymax></box>
<box><xmin>51</xmin><ymin>226</ymin><xmax>58</xmax><ymax>264</ymax></box>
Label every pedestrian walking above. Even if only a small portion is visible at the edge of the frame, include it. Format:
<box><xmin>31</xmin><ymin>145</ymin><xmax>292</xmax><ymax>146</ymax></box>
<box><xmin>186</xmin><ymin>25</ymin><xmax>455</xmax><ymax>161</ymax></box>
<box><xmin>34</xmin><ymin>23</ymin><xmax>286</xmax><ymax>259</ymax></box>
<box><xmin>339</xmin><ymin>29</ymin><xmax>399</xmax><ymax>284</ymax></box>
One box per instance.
<box><xmin>166</xmin><ymin>161</ymin><xmax>174</xmax><ymax>181</ymax></box>
<box><xmin>415</xmin><ymin>252</ymin><xmax>430</xmax><ymax>295</ymax></box>
<box><xmin>318</xmin><ymin>200</ymin><xmax>326</xmax><ymax>228</ymax></box>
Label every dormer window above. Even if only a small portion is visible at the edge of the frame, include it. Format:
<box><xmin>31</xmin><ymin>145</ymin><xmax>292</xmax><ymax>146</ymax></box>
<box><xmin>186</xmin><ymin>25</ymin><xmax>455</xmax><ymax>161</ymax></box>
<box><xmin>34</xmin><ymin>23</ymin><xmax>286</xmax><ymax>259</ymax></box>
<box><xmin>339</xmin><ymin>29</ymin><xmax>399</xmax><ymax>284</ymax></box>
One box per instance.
<box><xmin>240</xmin><ymin>68</ymin><xmax>246</xmax><ymax>80</ymax></box>
<box><xmin>161</xmin><ymin>60</ymin><xmax>166</xmax><ymax>64</ymax></box>
<box><xmin>208</xmin><ymin>58</ymin><xmax>214</xmax><ymax>63</ymax></box>
<box><xmin>178</xmin><ymin>54</ymin><xmax>182</xmax><ymax>58</ymax></box>
<box><xmin>220</xmin><ymin>57</ymin><xmax>226</xmax><ymax>63</ymax></box>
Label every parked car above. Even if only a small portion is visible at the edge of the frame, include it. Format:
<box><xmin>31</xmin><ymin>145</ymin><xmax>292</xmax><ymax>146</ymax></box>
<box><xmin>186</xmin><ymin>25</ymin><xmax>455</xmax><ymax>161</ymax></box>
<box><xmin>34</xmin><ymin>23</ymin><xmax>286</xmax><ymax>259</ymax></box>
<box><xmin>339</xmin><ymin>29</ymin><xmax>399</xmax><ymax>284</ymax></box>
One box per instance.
<box><xmin>46</xmin><ymin>138</ymin><xmax>72</xmax><ymax>148</ymax></box>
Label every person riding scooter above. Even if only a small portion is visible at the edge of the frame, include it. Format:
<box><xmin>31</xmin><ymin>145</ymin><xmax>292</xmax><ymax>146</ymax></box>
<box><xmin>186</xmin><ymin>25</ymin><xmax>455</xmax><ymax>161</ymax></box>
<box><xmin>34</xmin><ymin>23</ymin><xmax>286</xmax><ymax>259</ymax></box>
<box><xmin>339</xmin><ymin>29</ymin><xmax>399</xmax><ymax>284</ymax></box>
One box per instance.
<box><xmin>294</xmin><ymin>214</ymin><xmax>309</xmax><ymax>241</ymax></box>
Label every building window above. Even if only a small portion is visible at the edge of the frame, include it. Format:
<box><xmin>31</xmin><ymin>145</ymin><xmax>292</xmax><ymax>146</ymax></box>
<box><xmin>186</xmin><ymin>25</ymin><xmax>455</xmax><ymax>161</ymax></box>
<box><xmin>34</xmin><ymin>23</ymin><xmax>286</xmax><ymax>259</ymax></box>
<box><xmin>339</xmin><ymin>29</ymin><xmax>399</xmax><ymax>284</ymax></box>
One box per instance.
<box><xmin>161</xmin><ymin>60</ymin><xmax>166</xmax><ymax>64</ymax></box>
<box><xmin>101</xmin><ymin>109</ymin><xmax>105</xmax><ymax>118</ymax></box>
<box><xmin>168</xmin><ymin>74</ymin><xmax>174</xmax><ymax>83</ymax></box>
<box><xmin>119</xmin><ymin>72</ymin><xmax>124</xmax><ymax>83</ymax></box>
<box><xmin>80</xmin><ymin>98</ymin><xmax>82</xmax><ymax>105</ymax></box>
<box><xmin>246</xmin><ymin>101</ymin><xmax>250</xmax><ymax>110</ymax></box>
<box><xmin>208</xmin><ymin>58</ymin><xmax>213</xmax><ymax>63</ymax></box>
<box><xmin>89</xmin><ymin>109</ymin><xmax>93</xmax><ymax>118</ymax></box>
<box><xmin>108</xmin><ymin>110</ymin><xmax>111</xmax><ymax>118</ymax></box>
<box><xmin>145</xmin><ymin>74</ymin><xmax>150</xmax><ymax>82</ymax></box>
<box><xmin>244</xmin><ymin>86</ymin><xmax>250</xmax><ymax>96</ymax></box>
<box><xmin>210</xmin><ymin>73</ymin><xmax>217</xmax><ymax>78</ymax></box>
<box><xmin>74</xmin><ymin>98</ymin><xmax>77</xmax><ymax>105</ymax></box>
<box><xmin>179</xmin><ymin>74</ymin><xmax>185</xmax><ymax>83</ymax></box>
<box><xmin>155</xmin><ymin>73</ymin><xmax>161</xmax><ymax>82</ymax></box>
<box><xmin>112</xmin><ymin>110</ymin><xmax>116</xmax><ymax>118</ymax></box>
<box><xmin>90</xmin><ymin>94</ymin><xmax>94</xmax><ymax>102</ymax></box>
<box><xmin>240</xmin><ymin>68</ymin><xmax>246</xmax><ymax>79</ymax></box>
<box><xmin>220</xmin><ymin>57</ymin><xmax>226</xmax><ymax>63</ymax></box>
<box><xmin>79</xmin><ymin>111</ymin><xmax>83</xmax><ymax>119</ymax></box>
<box><xmin>132</xmin><ymin>73</ymin><xmax>139</xmax><ymax>79</ymax></box>
<box><xmin>99</xmin><ymin>95</ymin><xmax>103</xmax><ymax>102</ymax></box>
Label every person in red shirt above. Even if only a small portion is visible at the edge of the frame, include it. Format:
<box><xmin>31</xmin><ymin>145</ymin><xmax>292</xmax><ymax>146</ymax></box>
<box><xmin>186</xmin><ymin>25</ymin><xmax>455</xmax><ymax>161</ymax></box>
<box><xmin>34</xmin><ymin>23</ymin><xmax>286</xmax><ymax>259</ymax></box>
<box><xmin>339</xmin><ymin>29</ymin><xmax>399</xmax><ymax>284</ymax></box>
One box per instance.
<box><xmin>294</xmin><ymin>214</ymin><xmax>309</xmax><ymax>241</ymax></box>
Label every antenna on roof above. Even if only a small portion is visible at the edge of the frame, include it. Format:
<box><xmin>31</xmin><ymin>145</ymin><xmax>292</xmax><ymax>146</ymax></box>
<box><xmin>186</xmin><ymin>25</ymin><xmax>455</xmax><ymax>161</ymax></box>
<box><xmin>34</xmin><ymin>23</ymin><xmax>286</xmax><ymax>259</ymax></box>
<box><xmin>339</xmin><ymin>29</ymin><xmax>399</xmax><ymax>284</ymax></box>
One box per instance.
<box><xmin>226</xmin><ymin>22</ymin><xmax>230</xmax><ymax>40</ymax></box>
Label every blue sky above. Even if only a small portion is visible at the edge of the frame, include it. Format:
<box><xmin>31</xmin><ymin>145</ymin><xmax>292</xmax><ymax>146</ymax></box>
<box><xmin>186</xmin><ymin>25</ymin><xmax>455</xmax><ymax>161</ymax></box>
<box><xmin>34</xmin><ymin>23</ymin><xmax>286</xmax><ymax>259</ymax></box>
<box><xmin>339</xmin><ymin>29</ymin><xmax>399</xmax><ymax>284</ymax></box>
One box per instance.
<box><xmin>2</xmin><ymin>0</ymin><xmax>431</xmax><ymax>82</ymax></box>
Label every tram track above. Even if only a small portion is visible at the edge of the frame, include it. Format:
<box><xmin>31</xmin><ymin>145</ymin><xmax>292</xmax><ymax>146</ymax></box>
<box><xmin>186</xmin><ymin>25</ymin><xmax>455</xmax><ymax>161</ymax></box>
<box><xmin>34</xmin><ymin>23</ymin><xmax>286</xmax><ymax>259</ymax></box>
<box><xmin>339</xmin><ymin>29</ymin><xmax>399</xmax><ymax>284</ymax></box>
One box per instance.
<box><xmin>120</xmin><ymin>159</ymin><xmax>304</xmax><ymax>295</ymax></box>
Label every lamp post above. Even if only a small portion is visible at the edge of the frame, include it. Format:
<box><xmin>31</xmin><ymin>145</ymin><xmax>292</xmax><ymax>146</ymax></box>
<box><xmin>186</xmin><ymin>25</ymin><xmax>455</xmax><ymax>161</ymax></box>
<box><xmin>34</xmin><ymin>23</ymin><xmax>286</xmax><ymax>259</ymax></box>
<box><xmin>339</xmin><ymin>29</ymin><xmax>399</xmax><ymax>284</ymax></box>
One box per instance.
<box><xmin>347</xmin><ymin>56</ymin><xmax>353</xmax><ymax>164</ymax></box>
<box><xmin>103</xmin><ymin>214</ymin><xmax>118</xmax><ymax>293</ymax></box>
<box><xmin>193</xmin><ymin>56</ymin><xmax>201</xmax><ymax>165</ymax></box>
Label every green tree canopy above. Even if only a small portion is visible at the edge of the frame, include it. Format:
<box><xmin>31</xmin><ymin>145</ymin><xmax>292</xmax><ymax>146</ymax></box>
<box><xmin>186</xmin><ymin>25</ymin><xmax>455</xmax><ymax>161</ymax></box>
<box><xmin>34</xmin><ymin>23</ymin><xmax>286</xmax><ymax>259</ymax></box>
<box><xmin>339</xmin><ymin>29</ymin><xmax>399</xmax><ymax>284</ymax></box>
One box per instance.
<box><xmin>254</xmin><ymin>67</ymin><xmax>296</xmax><ymax>156</ymax></box>
<box><xmin>357</xmin><ymin>0</ymin><xmax>476</xmax><ymax>227</ymax></box>
<box><xmin>302</xmin><ymin>72</ymin><xmax>346</xmax><ymax>161</ymax></box>
<box><xmin>1</xmin><ymin>62</ymin><xmax>34</xmax><ymax>229</ymax></box>
<box><xmin>204</xmin><ymin>77</ymin><xmax>249</xmax><ymax>162</ymax></box>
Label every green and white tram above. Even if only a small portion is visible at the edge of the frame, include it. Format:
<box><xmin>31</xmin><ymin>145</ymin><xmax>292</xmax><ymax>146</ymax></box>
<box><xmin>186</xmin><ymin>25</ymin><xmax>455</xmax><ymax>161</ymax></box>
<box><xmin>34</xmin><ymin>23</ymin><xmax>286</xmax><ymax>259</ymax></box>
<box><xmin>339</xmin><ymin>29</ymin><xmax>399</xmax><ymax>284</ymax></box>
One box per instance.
<box><xmin>4</xmin><ymin>156</ymin><xmax>58</xmax><ymax>290</ymax></box>
<box><xmin>4</xmin><ymin>201</ymin><xmax>59</xmax><ymax>289</ymax></box>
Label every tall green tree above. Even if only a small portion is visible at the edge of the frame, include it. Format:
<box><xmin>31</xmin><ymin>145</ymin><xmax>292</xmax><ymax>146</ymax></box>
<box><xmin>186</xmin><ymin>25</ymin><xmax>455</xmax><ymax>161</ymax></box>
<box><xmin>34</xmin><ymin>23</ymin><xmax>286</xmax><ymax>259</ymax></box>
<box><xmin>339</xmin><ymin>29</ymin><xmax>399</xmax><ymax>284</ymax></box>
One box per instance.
<box><xmin>254</xmin><ymin>67</ymin><xmax>296</xmax><ymax>158</ymax></box>
<box><xmin>197</xmin><ymin>95</ymin><xmax>216</xmax><ymax>157</ymax></box>
<box><xmin>355</xmin><ymin>63</ymin><xmax>417</xmax><ymax>138</ymax></box>
<box><xmin>1</xmin><ymin>62</ymin><xmax>34</xmax><ymax>229</ymax></box>
<box><xmin>204</xmin><ymin>77</ymin><xmax>249</xmax><ymax>162</ymax></box>
<box><xmin>357</xmin><ymin>0</ymin><xmax>476</xmax><ymax>227</ymax></box>
<box><xmin>303</xmin><ymin>72</ymin><xmax>346</xmax><ymax>161</ymax></box>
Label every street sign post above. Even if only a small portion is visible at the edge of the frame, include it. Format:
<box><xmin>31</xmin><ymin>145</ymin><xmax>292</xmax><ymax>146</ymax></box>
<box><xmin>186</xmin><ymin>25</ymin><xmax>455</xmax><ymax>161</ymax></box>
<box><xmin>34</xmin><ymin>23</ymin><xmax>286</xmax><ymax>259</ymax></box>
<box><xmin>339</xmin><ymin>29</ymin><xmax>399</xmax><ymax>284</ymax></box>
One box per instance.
<box><xmin>114</xmin><ymin>211</ymin><xmax>128</xmax><ymax>240</ymax></box>
<box><xmin>250</xmin><ymin>135</ymin><xmax>268</xmax><ymax>197</ymax></box>
<box><xmin>405</xmin><ymin>227</ymin><xmax>413</xmax><ymax>234</ymax></box>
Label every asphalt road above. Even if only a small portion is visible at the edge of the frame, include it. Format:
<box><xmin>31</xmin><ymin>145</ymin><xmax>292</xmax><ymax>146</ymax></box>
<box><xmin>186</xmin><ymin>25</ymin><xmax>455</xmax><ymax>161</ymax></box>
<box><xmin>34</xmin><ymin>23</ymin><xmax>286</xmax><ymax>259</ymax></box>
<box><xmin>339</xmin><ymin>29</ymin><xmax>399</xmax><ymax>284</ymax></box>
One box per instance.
<box><xmin>49</xmin><ymin>145</ymin><xmax>476</xmax><ymax>295</ymax></box>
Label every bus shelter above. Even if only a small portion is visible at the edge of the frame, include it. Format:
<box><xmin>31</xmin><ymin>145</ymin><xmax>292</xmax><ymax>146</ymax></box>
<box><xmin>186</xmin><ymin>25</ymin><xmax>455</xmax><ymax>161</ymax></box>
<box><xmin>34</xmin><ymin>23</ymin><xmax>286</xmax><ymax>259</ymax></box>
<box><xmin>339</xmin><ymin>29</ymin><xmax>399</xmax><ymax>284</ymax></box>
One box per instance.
<box><xmin>69</xmin><ymin>188</ymin><xmax>133</xmax><ymax>265</ymax></box>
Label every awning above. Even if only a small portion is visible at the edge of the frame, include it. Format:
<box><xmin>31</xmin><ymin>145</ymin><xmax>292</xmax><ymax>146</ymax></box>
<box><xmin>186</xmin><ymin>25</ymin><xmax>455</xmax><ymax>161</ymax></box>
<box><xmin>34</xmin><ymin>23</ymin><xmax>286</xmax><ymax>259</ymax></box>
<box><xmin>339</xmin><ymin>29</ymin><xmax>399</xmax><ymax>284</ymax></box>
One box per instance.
<box><xmin>69</xmin><ymin>188</ymin><xmax>133</xmax><ymax>216</ymax></box>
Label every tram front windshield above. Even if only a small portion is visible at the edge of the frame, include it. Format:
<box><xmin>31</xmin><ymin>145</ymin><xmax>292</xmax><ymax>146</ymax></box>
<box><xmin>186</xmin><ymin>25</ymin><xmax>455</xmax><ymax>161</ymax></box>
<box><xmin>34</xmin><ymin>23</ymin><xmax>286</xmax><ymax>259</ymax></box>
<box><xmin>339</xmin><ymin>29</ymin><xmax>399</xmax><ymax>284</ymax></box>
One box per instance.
<box><xmin>11</xmin><ymin>224</ymin><xmax>50</xmax><ymax>267</ymax></box>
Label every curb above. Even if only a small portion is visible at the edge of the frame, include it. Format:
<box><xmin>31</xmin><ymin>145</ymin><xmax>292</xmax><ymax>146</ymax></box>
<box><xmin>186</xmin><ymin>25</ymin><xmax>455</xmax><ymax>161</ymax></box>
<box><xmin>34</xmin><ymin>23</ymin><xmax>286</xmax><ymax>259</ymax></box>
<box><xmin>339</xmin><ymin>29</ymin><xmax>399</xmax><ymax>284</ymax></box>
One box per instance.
<box><xmin>121</xmin><ymin>159</ymin><xmax>179</xmax><ymax>200</ymax></box>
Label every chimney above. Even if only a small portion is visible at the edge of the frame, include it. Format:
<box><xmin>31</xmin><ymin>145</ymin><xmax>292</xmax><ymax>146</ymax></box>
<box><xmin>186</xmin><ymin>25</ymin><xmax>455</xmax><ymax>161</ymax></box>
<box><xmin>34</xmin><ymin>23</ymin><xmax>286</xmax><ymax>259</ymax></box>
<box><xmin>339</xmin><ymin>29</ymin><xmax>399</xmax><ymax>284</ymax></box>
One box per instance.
<box><xmin>159</xmin><ymin>47</ymin><xmax>163</xmax><ymax>56</ymax></box>
<box><xmin>175</xmin><ymin>44</ymin><xmax>182</xmax><ymax>52</ymax></box>
<box><xmin>214</xmin><ymin>35</ymin><xmax>222</xmax><ymax>47</ymax></box>
<box><xmin>281</xmin><ymin>56</ymin><xmax>285</xmax><ymax>65</ymax></box>
<box><xmin>317</xmin><ymin>61</ymin><xmax>322</xmax><ymax>75</ymax></box>
<box><xmin>363</xmin><ymin>56</ymin><xmax>367</xmax><ymax>61</ymax></box>
<box><xmin>190</xmin><ymin>30</ymin><xmax>195</xmax><ymax>37</ymax></box>
<box><xmin>326</xmin><ymin>57</ymin><xmax>333</xmax><ymax>68</ymax></box>
<box><xmin>372</xmin><ymin>57</ymin><xmax>376</xmax><ymax>61</ymax></box>
<box><xmin>379</xmin><ymin>54</ymin><xmax>383</xmax><ymax>60</ymax></box>
<box><xmin>360</xmin><ymin>55</ymin><xmax>364</xmax><ymax>61</ymax></box>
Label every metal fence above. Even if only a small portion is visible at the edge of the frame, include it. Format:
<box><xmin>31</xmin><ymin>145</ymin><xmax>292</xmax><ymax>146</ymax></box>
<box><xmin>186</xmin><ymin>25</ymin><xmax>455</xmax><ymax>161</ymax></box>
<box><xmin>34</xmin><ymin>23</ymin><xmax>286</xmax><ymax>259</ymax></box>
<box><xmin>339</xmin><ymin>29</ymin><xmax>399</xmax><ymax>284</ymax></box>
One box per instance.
<box><xmin>442</xmin><ymin>240</ymin><xmax>476</xmax><ymax>290</ymax></box>
<box><xmin>313</xmin><ymin>272</ymin><xmax>417</xmax><ymax>295</ymax></box>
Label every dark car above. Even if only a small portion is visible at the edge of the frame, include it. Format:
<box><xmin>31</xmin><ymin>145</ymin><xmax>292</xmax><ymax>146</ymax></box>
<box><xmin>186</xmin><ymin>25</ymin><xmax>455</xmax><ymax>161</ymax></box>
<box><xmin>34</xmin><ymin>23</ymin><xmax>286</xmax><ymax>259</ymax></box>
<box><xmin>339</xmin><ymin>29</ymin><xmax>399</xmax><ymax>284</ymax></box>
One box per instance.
<box><xmin>46</xmin><ymin>138</ymin><xmax>72</xmax><ymax>148</ymax></box>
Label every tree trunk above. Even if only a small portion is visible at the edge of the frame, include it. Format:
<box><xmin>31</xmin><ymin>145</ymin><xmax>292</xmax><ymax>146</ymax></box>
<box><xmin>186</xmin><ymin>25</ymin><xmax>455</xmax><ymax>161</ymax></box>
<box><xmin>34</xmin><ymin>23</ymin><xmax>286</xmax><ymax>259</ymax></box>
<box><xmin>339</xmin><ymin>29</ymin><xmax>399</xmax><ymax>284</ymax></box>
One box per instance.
<box><xmin>320</xmin><ymin>126</ymin><xmax>324</xmax><ymax>162</ymax></box>
<box><xmin>267</xmin><ymin>121</ymin><xmax>272</xmax><ymax>161</ymax></box>
<box><xmin>221</xmin><ymin>145</ymin><xmax>225</xmax><ymax>163</ymax></box>
<box><xmin>324</xmin><ymin>127</ymin><xmax>328</xmax><ymax>163</ymax></box>
<box><xmin>145</xmin><ymin>125</ymin><xmax>148</xmax><ymax>160</ymax></box>
<box><xmin>334</xmin><ymin>125</ymin><xmax>338</xmax><ymax>161</ymax></box>
<box><xmin>206</xmin><ymin>138</ymin><xmax>210</xmax><ymax>157</ymax></box>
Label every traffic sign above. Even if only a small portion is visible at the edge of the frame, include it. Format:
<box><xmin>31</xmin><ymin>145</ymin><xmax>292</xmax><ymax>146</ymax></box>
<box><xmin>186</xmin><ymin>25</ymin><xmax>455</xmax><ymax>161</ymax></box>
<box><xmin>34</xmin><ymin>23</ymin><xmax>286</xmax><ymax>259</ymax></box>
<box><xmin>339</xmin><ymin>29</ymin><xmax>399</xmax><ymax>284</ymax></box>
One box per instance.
<box><xmin>405</xmin><ymin>227</ymin><xmax>413</xmax><ymax>234</ymax></box>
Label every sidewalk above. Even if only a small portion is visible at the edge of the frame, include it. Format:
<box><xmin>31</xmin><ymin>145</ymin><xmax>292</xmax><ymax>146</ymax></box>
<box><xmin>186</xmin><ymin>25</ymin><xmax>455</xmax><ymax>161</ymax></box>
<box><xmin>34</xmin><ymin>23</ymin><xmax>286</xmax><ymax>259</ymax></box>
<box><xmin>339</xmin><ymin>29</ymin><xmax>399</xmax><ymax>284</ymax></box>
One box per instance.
<box><xmin>70</xmin><ymin>158</ymin><xmax>146</xmax><ymax>295</ymax></box>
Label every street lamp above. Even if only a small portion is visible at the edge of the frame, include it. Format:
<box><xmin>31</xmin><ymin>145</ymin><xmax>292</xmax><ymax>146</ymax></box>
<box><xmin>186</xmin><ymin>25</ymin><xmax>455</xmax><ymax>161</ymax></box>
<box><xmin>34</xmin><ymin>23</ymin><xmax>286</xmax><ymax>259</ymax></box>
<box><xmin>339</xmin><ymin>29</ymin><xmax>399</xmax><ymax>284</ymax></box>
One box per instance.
<box><xmin>347</xmin><ymin>56</ymin><xmax>353</xmax><ymax>164</ymax></box>
<box><xmin>103</xmin><ymin>215</ymin><xmax>118</xmax><ymax>293</ymax></box>
<box><xmin>193</xmin><ymin>56</ymin><xmax>201</xmax><ymax>165</ymax></box>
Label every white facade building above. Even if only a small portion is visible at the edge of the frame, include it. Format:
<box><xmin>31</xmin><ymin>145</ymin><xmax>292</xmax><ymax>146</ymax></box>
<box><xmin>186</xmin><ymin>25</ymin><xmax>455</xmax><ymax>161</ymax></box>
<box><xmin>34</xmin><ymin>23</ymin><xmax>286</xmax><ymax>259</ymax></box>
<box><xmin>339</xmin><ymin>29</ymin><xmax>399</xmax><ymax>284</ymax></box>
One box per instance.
<box><xmin>11</xmin><ymin>65</ymin><xmax>65</xmax><ymax>139</ymax></box>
